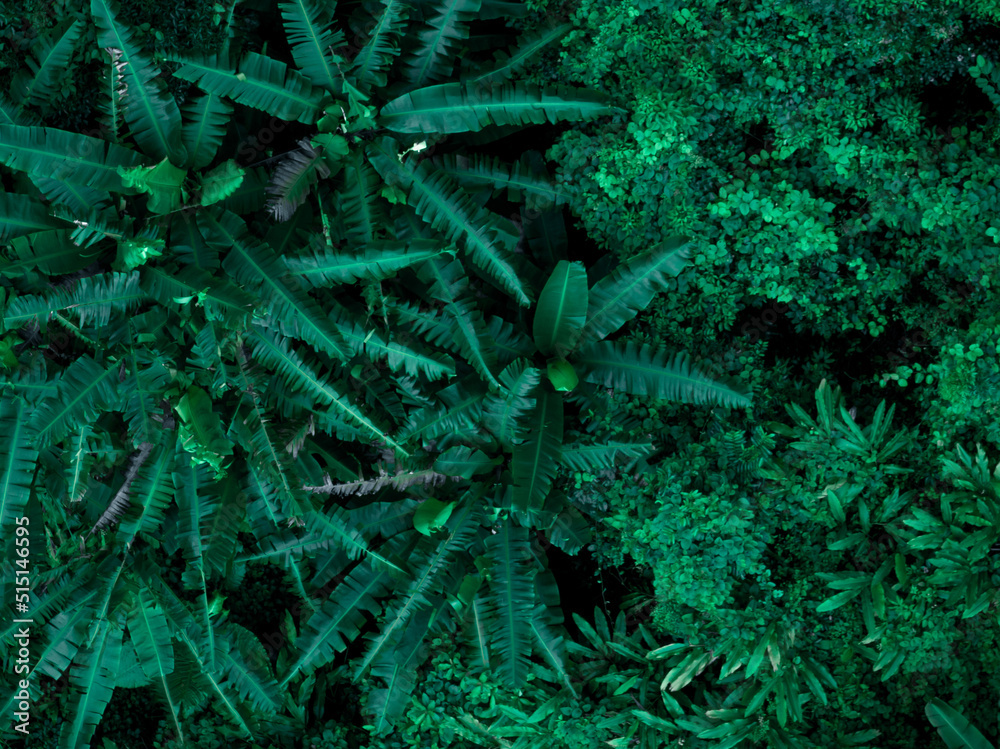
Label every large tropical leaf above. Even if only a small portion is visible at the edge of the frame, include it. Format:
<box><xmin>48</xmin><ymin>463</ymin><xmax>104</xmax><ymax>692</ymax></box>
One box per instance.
<box><xmin>28</xmin><ymin>355</ymin><xmax>120</xmax><ymax>448</ymax></box>
<box><xmin>0</xmin><ymin>395</ymin><xmax>37</xmax><ymax>529</ymax></box>
<box><xmin>0</xmin><ymin>125</ymin><xmax>149</xmax><ymax>192</ymax></box>
<box><xmin>401</xmin><ymin>0</ymin><xmax>482</xmax><ymax>88</ymax></box>
<box><xmin>512</xmin><ymin>386</ymin><xmax>563</xmax><ymax>515</ymax></box>
<box><xmin>925</xmin><ymin>699</ymin><xmax>995</xmax><ymax>749</ymax></box>
<box><xmin>368</xmin><ymin>137</ymin><xmax>530</xmax><ymax>306</ymax></box>
<box><xmin>0</xmin><ymin>192</ymin><xmax>70</xmax><ymax>242</ymax></box>
<box><xmin>9</xmin><ymin>18</ymin><xmax>85</xmax><ymax>113</ymax></box>
<box><xmin>483</xmin><ymin>518</ymin><xmax>535</xmax><ymax>688</ymax></box>
<box><xmin>180</xmin><ymin>92</ymin><xmax>234</xmax><ymax>170</ymax></box>
<box><xmin>349</xmin><ymin>0</ymin><xmax>410</xmax><ymax>91</ymax></box>
<box><xmin>378</xmin><ymin>81</ymin><xmax>622</xmax><ymax>133</ymax></box>
<box><xmin>91</xmin><ymin>0</ymin><xmax>188</xmax><ymax>164</ymax></box>
<box><xmin>577</xmin><ymin>236</ymin><xmax>692</xmax><ymax>346</ymax></box>
<box><xmin>284</xmin><ymin>238</ymin><xmax>455</xmax><ymax>287</ymax></box>
<box><xmin>533</xmin><ymin>260</ymin><xmax>588</xmax><ymax>358</ymax></box>
<box><xmin>482</xmin><ymin>359</ymin><xmax>540</xmax><ymax>448</ymax></box>
<box><xmin>575</xmin><ymin>340</ymin><xmax>752</xmax><ymax>408</ymax></box>
<box><xmin>168</xmin><ymin>51</ymin><xmax>325</xmax><ymax>125</ymax></box>
<box><xmin>59</xmin><ymin>616</ymin><xmax>124</xmax><ymax>749</ymax></box>
<box><xmin>279</xmin><ymin>0</ymin><xmax>346</xmax><ymax>92</ymax></box>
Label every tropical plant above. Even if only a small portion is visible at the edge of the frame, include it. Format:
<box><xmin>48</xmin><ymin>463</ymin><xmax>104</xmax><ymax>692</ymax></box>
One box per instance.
<box><xmin>0</xmin><ymin>0</ymin><xmax>752</xmax><ymax>745</ymax></box>
<box><xmin>926</xmin><ymin>698</ymin><xmax>995</xmax><ymax>749</ymax></box>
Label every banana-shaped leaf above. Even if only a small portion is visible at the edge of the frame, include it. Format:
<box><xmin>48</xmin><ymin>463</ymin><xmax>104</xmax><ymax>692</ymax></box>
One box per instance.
<box><xmin>483</xmin><ymin>518</ymin><xmax>535</xmax><ymax>688</ymax></box>
<box><xmin>2</xmin><ymin>271</ymin><xmax>144</xmax><ymax>334</ymax></box>
<box><xmin>379</xmin><ymin>81</ymin><xmax>622</xmax><ymax>133</ymax></box>
<box><xmin>10</xmin><ymin>18</ymin><xmax>85</xmax><ymax>112</ymax></box>
<box><xmin>402</xmin><ymin>0</ymin><xmax>482</xmax><ymax>87</ymax></box>
<box><xmin>417</xmin><ymin>255</ymin><xmax>502</xmax><ymax>388</ymax></box>
<box><xmin>925</xmin><ymin>699</ymin><xmax>994</xmax><ymax>749</ymax></box>
<box><xmin>91</xmin><ymin>0</ymin><xmax>187</xmax><ymax>164</ymax></box>
<box><xmin>0</xmin><ymin>192</ymin><xmax>70</xmax><ymax>242</ymax></box>
<box><xmin>59</xmin><ymin>616</ymin><xmax>123</xmax><ymax>749</ymax></box>
<box><xmin>0</xmin><ymin>125</ymin><xmax>149</xmax><ymax>192</ymax></box>
<box><xmin>211</xmin><ymin>210</ymin><xmax>351</xmax><ymax>360</ymax></box>
<box><xmin>280</xmin><ymin>556</ymin><xmax>393</xmax><ymax>686</ymax></box>
<box><xmin>558</xmin><ymin>441</ymin><xmax>655</xmax><ymax>471</ymax></box>
<box><xmin>29</xmin><ymin>356</ymin><xmax>120</xmax><ymax>448</ymax></box>
<box><xmin>533</xmin><ymin>260</ymin><xmax>588</xmax><ymax>357</ymax></box>
<box><xmin>467</xmin><ymin>22</ymin><xmax>571</xmax><ymax>87</ymax></box>
<box><xmin>169</xmin><ymin>51</ymin><xmax>325</xmax><ymax>125</ymax></box>
<box><xmin>575</xmin><ymin>341</ymin><xmax>752</xmax><ymax>408</ymax></box>
<box><xmin>0</xmin><ymin>395</ymin><xmax>37</xmax><ymax>528</ymax></box>
<box><xmin>181</xmin><ymin>93</ymin><xmax>234</xmax><ymax>170</ymax></box>
<box><xmin>512</xmin><ymin>386</ymin><xmax>563</xmax><ymax>514</ymax></box>
<box><xmin>284</xmin><ymin>239</ymin><xmax>455</xmax><ymax>286</ymax></box>
<box><xmin>482</xmin><ymin>359</ymin><xmax>540</xmax><ymax>448</ymax></box>
<box><xmin>247</xmin><ymin>328</ymin><xmax>410</xmax><ymax>456</ymax></box>
<box><xmin>279</xmin><ymin>0</ymin><xmax>346</xmax><ymax>92</ymax></box>
<box><xmin>368</xmin><ymin>138</ymin><xmax>529</xmax><ymax>306</ymax></box>
<box><xmin>433</xmin><ymin>151</ymin><xmax>570</xmax><ymax>209</ymax></box>
<box><xmin>578</xmin><ymin>236</ymin><xmax>692</xmax><ymax>346</ymax></box>
<box><xmin>349</xmin><ymin>0</ymin><xmax>409</xmax><ymax>91</ymax></box>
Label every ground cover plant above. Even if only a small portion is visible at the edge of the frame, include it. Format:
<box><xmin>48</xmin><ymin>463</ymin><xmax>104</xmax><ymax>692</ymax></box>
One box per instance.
<box><xmin>2</xmin><ymin>0</ymin><xmax>1000</xmax><ymax>748</ymax></box>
